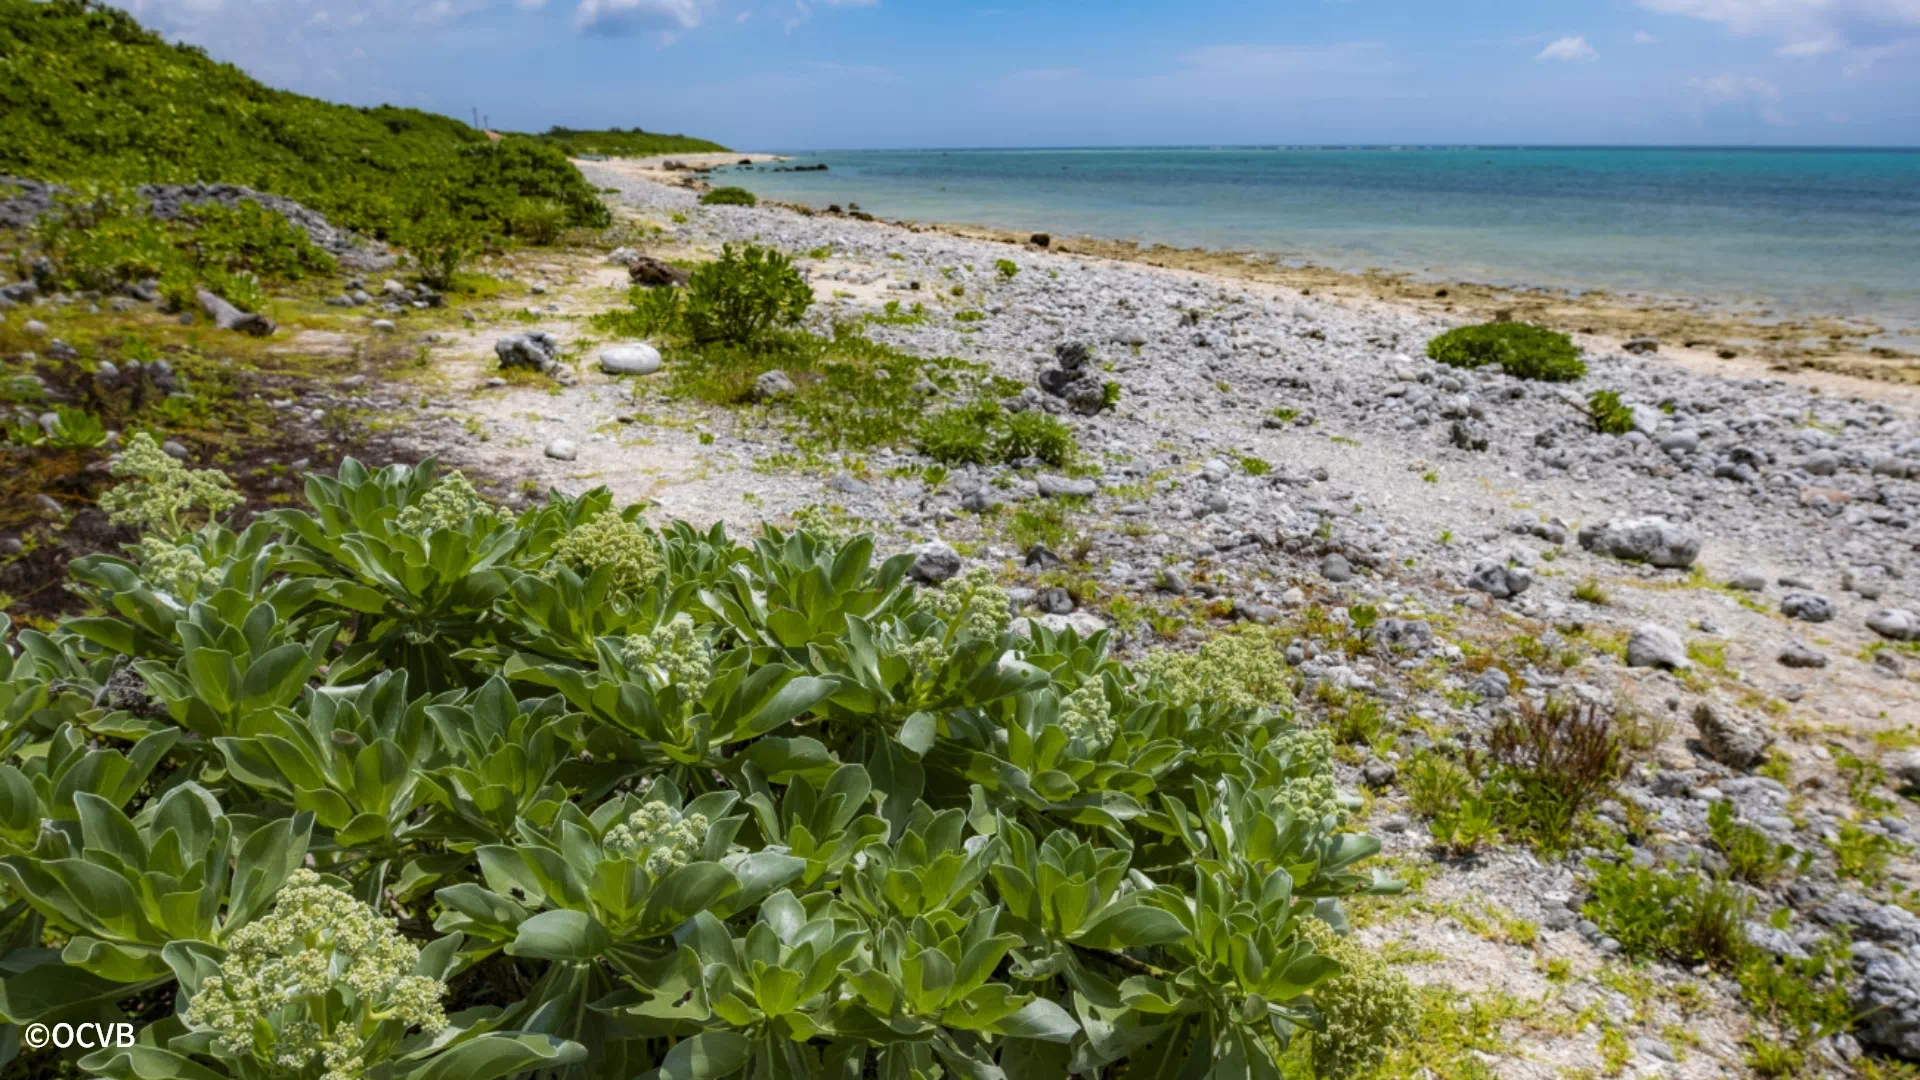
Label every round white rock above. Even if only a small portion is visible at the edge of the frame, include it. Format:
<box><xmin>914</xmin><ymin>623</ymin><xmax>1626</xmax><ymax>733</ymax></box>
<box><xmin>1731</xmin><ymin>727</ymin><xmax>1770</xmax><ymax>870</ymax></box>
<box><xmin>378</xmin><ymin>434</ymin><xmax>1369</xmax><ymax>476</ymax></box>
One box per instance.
<box><xmin>544</xmin><ymin>439</ymin><xmax>578</xmax><ymax>461</ymax></box>
<box><xmin>600</xmin><ymin>344</ymin><xmax>662</xmax><ymax>376</ymax></box>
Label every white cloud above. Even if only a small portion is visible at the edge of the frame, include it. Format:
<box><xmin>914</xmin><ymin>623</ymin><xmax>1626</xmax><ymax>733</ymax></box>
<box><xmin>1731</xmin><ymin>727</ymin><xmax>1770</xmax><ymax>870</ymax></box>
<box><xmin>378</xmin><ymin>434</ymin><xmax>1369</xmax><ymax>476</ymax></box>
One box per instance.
<box><xmin>1687</xmin><ymin>71</ymin><xmax>1779</xmax><ymax>101</ymax></box>
<box><xmin>1536</xmin><ymin>34</ymin><xmax>1598</xmax><ymax>61</ymax></box>
<box><xmin>1639</xmin><ymin>0</ymin><xmax>1920</xmax><ymax>67</ymax></box>
<box><xmin>1633</xmin><ymin>29</ymin><xmax>1660</xmax><ymax>43</ymax></box>
<box><xmin>1687</xmin><ymin>71</ymin><xmax>1792</xmax><ymax>122</ymax></box>
<box><xmin>572</xmin><ymin>0</ymin><xmax>703</xmax><ymax>32</ymax></box>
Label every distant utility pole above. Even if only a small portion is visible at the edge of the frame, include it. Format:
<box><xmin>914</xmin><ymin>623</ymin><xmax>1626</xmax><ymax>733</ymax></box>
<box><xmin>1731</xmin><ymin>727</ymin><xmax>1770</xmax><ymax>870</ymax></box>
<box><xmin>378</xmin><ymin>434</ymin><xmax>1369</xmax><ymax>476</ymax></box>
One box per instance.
<box><xmin>472</xmin><ymin>107</ymin><xmax>479</xmax><ymax>128</ymax></box>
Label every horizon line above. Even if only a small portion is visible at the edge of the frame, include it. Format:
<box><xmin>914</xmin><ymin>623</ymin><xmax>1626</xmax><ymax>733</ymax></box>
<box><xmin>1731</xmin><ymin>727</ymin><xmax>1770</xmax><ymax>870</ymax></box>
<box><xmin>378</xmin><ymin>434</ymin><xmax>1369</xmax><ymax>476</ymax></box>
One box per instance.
<box><xmin>740</xmin><ymin>142</ymin><xmax>1920</xmax><ymax>155</ymax></box>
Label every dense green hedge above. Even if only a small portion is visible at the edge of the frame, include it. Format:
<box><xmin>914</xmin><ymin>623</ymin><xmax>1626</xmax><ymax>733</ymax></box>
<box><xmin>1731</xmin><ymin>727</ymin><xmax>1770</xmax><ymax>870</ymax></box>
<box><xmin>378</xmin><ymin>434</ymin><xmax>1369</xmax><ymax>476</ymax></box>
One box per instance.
<box><xmin>1425</xmin><ymin>322</ymin><xmax>1586</xmax><ymax>382</ymax></box>
<box><xmin>531</xmin><ymin>127</ymin><xmax>730</xmax><ymax>158</ymax></box>
<box><xmin>0</xmin><ymin>0</ymin><xmax>608</xmax><ymax>237</ymax></box>
<box><xmin>0</xmin><ymin>446</ymin><xmax>1408</xmax><ymax>1078</ymax></box>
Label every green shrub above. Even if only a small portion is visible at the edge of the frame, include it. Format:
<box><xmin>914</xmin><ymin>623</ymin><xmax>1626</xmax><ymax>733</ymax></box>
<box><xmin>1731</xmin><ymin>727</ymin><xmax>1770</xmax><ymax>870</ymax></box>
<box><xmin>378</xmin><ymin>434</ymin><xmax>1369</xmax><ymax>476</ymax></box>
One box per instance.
<box><xmin>917</xmin><ymin>402</ymin><xmax>1000</xmax><ymax>465</ymax></box>
<box><xmin>998</xmin><ymin>410</ymin><xmax>1074</xmax><ymax>466</ymax></box>
<box><xmin>393</xmin><ymin>212</ymin><xmax>482</xmax><ymax>291</ymax></box>
<box><xmin>916</xmin><ymin>404</ymin><xmax>1079</xmax><ymax>468</ymax></box>
<box><xmin>531</xmin><ymin>125</ymin><xmax>727</xmax><ymax>157</ymax></box>
<box><xmin>1403</xmin><ymin>753</ymin><xmax>1472</xmax><ymax>818</ymax></box>
<box><xmin>593</xmin><ymin>286</ymin><xmax>684</xmax><ymax>338</ymax></box>
<box><xmin>1427</xmin><ymin>322</ymin><xmax>1586</xmax><ymax>382</ymax></box>
<box><xmin>1587</xmin><ymin>389</ymin><xmax>1635</xmax><ymax>435</ymax></box>
<box><xmin>1583</xmin><ymin>860</ymin><xmax>1748</xmax><ymax>967</ymax></box>
<box><xmin>684</xmin><ymin>243</ymin><xmax>811</xmax><ymax>347</ymax></box>
<box><xmin>1429</xmin><ymin>794</ymin><xmax>1498</xmax><ymax>856</ymax></box>
<box><xmin>699</xmin><ymin>185</ymin><xmax>758</xmax><ymax>207</ymax></box>
<box><xmin>1483</xmin><ymin>697</ymin><xmax>1622</xmax><ymax>849</ymax></box>
<box><xmin>1709</xmin><ymin>800</ymin><xmax>1795</xmax><ymax>885</ymax></box>
<box><xmin>0</xmin><ymin>0</ymin><xmax>609</xmax><ymax>237</ymax></box>
<box><xmin>995</xmin><ymin>258</ymin><xmax>1019</xmax><ymax>280</ymax></box>
<box><xmin>506</xmin><ymin>197</ymin><xmax>570</xmax><ymax>245</ymax></box>
<box><xmin>0</xmin><ymin>454</ymin><xmax>1403</xmax><ymax>1079</ymax></box>
<box><xmin>27</xmin><ymin>185</ymin><xmax>335</xmax><ymax>298</ymax></box>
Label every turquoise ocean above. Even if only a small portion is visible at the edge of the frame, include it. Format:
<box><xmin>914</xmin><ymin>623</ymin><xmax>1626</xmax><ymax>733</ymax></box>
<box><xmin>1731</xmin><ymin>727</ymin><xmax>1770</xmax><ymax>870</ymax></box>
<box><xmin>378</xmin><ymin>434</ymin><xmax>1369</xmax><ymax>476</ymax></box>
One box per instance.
<box><xmin>715</xmin><ymin>147</ymin><xmax>1920</xmax><ymax>329</ymax></box>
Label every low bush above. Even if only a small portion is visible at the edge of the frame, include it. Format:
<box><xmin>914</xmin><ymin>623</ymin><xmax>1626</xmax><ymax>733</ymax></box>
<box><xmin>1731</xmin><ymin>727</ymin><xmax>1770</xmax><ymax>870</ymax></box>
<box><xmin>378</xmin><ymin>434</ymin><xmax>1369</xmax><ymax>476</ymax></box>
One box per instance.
<box><xmin>995</xmin><ymin>258</ymin><xmax>1020</xmax><ymax>280</ymax></box>
<box><xmin>998</xmin><ymin>410</ymin><xmax>1075</xmax><ymax>466</ymax></box>
<box><xmin>591</xmin><ymin>285</ymin><xmax>685</xmax><ymax>338</ymax></box>
<box><xmin>530</xmin><ymin>125</ymin><xmax>727</xmax><ymax>156</ymax></box>
<box><xmin>393</xmin><ymin>212</ymin><xmax>483</xmax><ymax>291</ymax></box>
<box><xmin>684</xmin><ymin>243</ymin><xmax>811</xmax><ymax>347</ymax></box>
<box><xmin>699</xmin><ymin>185</ymin><xmax>759</xmax><ymax>207</ymax></box>
<box><xmin>916</xmin><ymin>402</ymin><xmax>1001</xmax><ymax>465</ymax></box>
<box><xmin>27</xmin><ymin>186</ymin><xmax>336</xmax><ymax>299</ymax></box>
<box><xmin>1483</xmin><ymin>697</ymin><xmax>1623</xmax><ymax>848</ymax></box>
<box><xmin>0</xmin><ymin>453</ymin><xmax>1403</xmax><ymax>1078</ymax></box>
<box><xmin>1402</xmin><ymin>753</ymin><xmax>1472</xmax><ymax>818</ymax></box>
<box><xmin>1587</xmin><ymin>389</ymin><xmax>1635</xmax><ymax>435</ymax></box>
<box><xmin>505</xmin><ymin>197</ymin><xmax>570</xmax><ymax>245</ymax></box>
<box><xmin>1709</xmin><ymin>800</ymin><xmax>1796</xmax><ymax>885</ymax></box>
<box><xmin>916</xmin><ymin>404</ymin><xmax>1079</xmax><ymax>468</ymax></box>
<box><xmin>1427</xmin><ymin>322</ymin><xmax>1586</xmax><ymax>382</ymax></box>
<box><xmin>1583</xmin><ymin>860</ymin><xmax>1748</xmax><ymax>967</ymax></box>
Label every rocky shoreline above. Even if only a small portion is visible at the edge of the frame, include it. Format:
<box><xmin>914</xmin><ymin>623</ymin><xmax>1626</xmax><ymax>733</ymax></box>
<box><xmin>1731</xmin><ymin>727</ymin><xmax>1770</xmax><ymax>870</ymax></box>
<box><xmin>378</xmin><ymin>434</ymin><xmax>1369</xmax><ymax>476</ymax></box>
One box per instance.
<box><xmin>362</xmin><ymin>159</ymin><xmax>1920</xmax><ymax>1075</ymax></box>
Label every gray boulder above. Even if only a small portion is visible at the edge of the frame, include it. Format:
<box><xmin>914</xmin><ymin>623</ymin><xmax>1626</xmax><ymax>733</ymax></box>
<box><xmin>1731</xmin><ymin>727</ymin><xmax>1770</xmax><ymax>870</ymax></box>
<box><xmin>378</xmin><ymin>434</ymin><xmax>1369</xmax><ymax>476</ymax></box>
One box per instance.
<box><xmin>1780</xmin><ymin>592</ymin><xmax>1835</xmax><ymax>623</ymax></box>
<box><xmin>497</xmin><ymin>331</ymin><xmax>562</xmax><ymax>375</ymax></box>
<box><xmin>1469</xmin><ymin>668</ymin><xmax>1511</xmax><ymax>701</ymax></box>
<box><xmin>1372</xmin><ymin>618</ymin><xmax>1433</xmax><ymax>655</ymax></box>
<box><xmin>1465</xmin><ymin>560</ymin><xmax>1532</xmax><ymax>600</ymax></box>
<box><xmin>1625</xmin><ymin>623</ymin><xmax>1690</xmax><ymax>670</ymax></box>
<box><xmin>1036</xmin><ymin>474</ymin><xmax>1097</xmax><ymax>499</ymax></box>
<box><xmin>1692</xmin><ymin>702</ymin><xmax>1773</xmax><ymax>770</ymax></box>
<box><xmin>1577</xmin><ymin>517</ymin><xmax>1702</xmax><ymax>569</ymax></box>
<box><xmin>599</xmin><ymin>344</ymin><xmax>662</xmax><ymax>376</ymax></box>
<box><xmin>1853</xmin><ymin>945</ymin><xmax>1920</xmax><ymax>1061</ymax></box>
<box><xmin>909</xmin><ymin>542</ymin><xmax>962</xmax><ymax>585</ymax></box>
<box><xmin>752</xmin><ymin>369</ymin><xmax>798</xmax><ymax>402</ymax></box>
<box><xmin>544</xmin><ymin>439</ymin><xmax>578</xmax><ymax>461</ymax></box>
<box><xmin>1777</xmin><ymin>641</ymin><xmax>1829</xmax><ymax>669</ymax></box>
<box><xmin>1868</xmin><ymin>608</ymin><xmax>1920</xmax><ymax>642</ymax></box>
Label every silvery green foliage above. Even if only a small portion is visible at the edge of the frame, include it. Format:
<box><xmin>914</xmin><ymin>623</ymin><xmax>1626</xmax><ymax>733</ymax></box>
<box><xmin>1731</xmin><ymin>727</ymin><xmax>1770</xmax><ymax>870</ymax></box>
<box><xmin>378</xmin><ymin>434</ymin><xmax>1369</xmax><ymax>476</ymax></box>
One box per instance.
<box><xmin>0</xmin><ymin>456</ymin><xmax>1404</xmax><ymax>1079</ymax></box>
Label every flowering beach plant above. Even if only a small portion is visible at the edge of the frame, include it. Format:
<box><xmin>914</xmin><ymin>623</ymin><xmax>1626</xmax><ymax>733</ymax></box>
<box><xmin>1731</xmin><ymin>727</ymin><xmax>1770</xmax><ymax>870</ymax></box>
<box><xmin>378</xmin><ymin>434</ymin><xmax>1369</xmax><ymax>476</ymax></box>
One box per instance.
<box><xmin>0</xmin><ymin>453</ymin><xmax>1410</xmax><ymax>1078</ymax></box>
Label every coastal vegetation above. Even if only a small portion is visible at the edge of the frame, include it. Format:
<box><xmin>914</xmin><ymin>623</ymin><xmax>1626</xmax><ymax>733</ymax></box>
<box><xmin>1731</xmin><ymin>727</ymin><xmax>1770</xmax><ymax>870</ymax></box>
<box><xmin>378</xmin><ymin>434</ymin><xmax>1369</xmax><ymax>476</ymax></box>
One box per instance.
<box><xmin>530</xmin><ymin>126</ymin><xmax>731</xmax><ymax>158</ymax></box>
<box><xmin>0</xmin><ymin>450</ymin><xmax>1406</xmax><ymax>1078</ymax></box>
<box><xmin>698</xmin><ymin>187</ymin><xmax>760</xmax><ymax>208</ymax></box>
<box><xmin>3</xmin><ymin>4</ymin><xmax>1917</xmax><ymax>1076</ymax></box>
<box><xmin>0</xmin><ymin>0</ymin><xmax>610</xmax><ymax>238</ymax></box>
<box><xmin>1424</xmin><ymin>321</ymin><xmax>1586</xmax><ymax>382</ymax></box>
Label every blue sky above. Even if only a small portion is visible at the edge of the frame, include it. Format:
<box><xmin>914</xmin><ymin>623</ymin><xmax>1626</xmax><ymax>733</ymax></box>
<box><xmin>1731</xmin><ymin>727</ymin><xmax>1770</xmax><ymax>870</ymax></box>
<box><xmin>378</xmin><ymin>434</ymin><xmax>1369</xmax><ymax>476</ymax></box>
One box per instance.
<box><xmin>121</xmin><ymin>0</ymin><xmax>1920</xmax><ymax>147</ymax></box>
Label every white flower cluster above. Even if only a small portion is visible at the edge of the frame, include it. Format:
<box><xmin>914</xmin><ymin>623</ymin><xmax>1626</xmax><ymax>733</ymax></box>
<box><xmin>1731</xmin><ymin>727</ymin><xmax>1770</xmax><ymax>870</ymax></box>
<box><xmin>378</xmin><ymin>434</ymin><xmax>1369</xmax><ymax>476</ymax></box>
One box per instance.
<box><xmin>1057</xmin><ymin>681</ymin><xmax>1117</xmax><ymax>749</ymax></box>
<box><xmin>548</xmin><ymin>511</ymin><xmax>663</xmax><ymax>592</ymax></box>
<box><xmin>923</xmin><ymin>566</ymin><xmax>1012</xmax><ymax>639</ymax></box>
<box><xmin>393</xmin><ymin>472</ymin><xmax>503</xmax><ymax>535</ymax></box>
<box><xmin>619</xmin><ymin>614</ymin><xmax>714</xmax><ymax>696</ymax></box>
<box><xmin>99</xmin><ymin>433</ymin><xmax>242</xmax><ymax>539</ymax></box>
<box><xmin>604</xmin><ymin>801</ymin><xmax>709</xmax><ymax>875</ymax></box>
<box><xmin>1271</xmin><ymin>727</ymin><xmax>1340</xmax><ymax>821</ymax></box>
<box><xmin>132</xmin><ymin>537</ymin><xmax>220</xmax><ymax>598</ymax></box>
<box><xmin>185</xmin><ymin>870</ymin><xmax>446</xmax><ymax>1080</ymax></box>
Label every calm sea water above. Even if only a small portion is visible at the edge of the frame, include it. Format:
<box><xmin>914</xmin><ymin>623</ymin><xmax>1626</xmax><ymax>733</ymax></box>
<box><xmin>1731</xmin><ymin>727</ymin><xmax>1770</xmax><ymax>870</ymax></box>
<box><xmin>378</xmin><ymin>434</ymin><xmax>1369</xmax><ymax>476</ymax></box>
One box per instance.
<box><xmin>717</xmin><ymin>147</ymin><xmax>1920</xmax><ymax>327</ymax></box>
